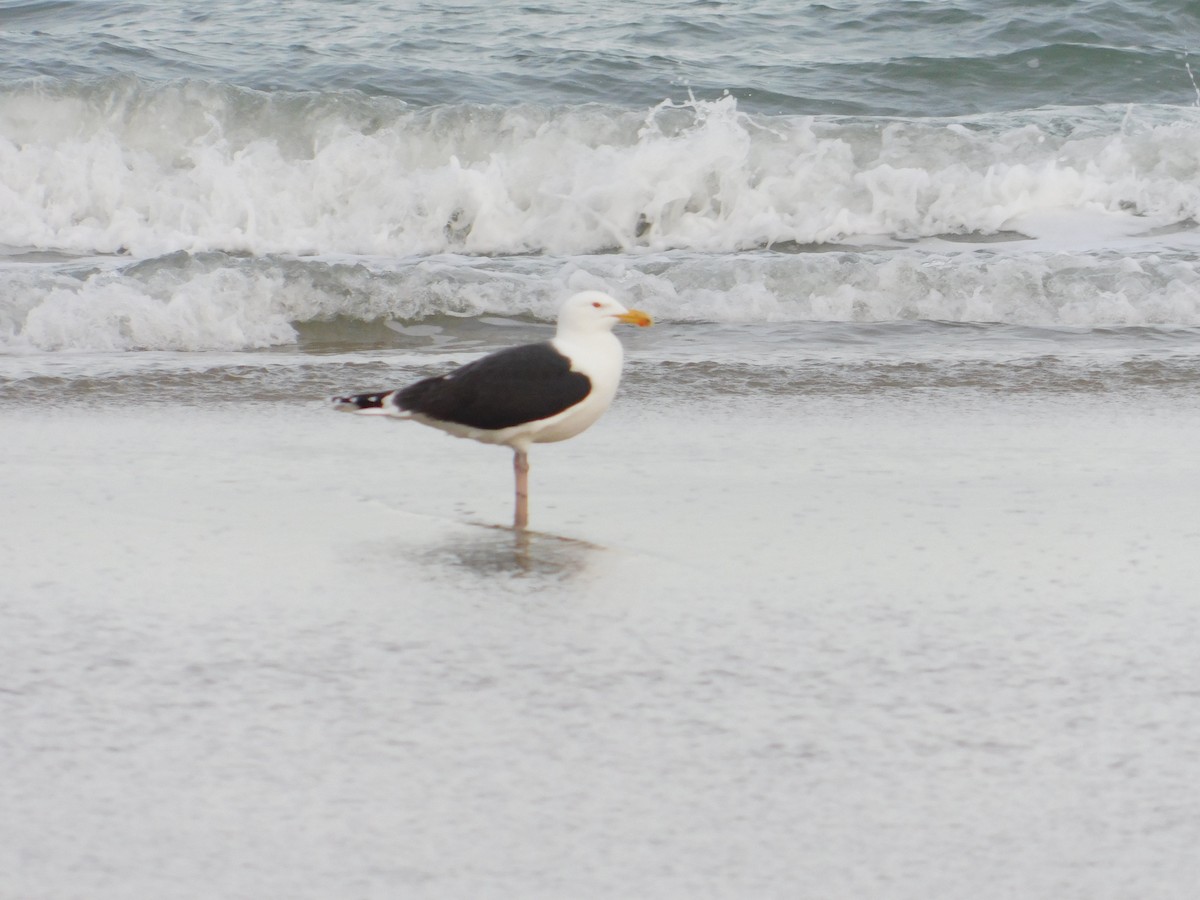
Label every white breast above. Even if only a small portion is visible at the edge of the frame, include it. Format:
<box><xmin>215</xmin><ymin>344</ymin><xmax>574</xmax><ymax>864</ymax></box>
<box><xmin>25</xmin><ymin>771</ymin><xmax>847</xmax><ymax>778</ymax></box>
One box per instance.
<box><xmin>529</xmin><ymin>331</ymin><xmax>624</xmax><ymax>444</ymax></box>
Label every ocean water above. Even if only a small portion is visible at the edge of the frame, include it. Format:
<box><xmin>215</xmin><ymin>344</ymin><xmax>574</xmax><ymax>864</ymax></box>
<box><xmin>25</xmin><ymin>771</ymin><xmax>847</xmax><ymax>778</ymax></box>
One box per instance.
<box><xmin>6</xmin><ymin>3</ymin><xmax>1200</xmax><ymax>898</ymax></box>
<box><xmin>5</xmin><ymin>0</ymin><xmax>1200</xmax><ymax>398</ymax></box>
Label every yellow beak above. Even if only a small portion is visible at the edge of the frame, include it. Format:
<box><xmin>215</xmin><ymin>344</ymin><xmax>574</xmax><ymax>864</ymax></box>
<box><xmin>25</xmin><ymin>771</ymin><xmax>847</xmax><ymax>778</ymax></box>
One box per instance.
<box><xmin>616</xmin><ymin>308</ymin><xmax>653</xmax><ymax>327</ymax></box>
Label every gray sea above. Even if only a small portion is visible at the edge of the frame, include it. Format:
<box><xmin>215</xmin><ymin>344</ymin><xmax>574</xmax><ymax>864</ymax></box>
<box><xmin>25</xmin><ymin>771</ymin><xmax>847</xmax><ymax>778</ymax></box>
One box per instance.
<box><xmin>4</xmin><ymin>2</ymin><xmax>1200</xmax><ymax>897</ymax></box>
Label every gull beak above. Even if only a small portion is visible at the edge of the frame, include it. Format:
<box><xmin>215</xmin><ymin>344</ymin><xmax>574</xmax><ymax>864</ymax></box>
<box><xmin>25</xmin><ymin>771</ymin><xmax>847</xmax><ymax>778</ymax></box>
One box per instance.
<box><xmin>616</xmin><ymin>308</ymin><xmax>653</xmax><ymax>327</ymax></box>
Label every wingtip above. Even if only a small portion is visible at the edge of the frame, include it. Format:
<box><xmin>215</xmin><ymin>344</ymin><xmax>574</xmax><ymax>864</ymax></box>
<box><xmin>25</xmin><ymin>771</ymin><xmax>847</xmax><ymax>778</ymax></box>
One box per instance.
<box><xmin>330</xmin><ymin>391</ymin><xmax>393</xmax><ymax>413</ymax></box>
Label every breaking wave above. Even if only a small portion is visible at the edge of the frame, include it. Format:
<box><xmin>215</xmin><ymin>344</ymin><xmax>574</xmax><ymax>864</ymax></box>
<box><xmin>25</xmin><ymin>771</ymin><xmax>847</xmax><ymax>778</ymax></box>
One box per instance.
<box><xmin>6</xmin><ymin>247</ymin><xmax>1200</xmax><ymax>352</ymax></box>
<box><xmin>5</xmin><ymin>79</ymin><xmax>1200</xmax><ymax>258</ymax></box>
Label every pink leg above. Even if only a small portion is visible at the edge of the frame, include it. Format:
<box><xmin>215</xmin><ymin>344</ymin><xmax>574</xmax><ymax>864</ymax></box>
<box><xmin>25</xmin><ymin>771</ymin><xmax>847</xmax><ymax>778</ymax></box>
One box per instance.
<box><xmin>513</xmin><ymin>449</ymin><xmax>530</xmax><ymax>530</ymax></box>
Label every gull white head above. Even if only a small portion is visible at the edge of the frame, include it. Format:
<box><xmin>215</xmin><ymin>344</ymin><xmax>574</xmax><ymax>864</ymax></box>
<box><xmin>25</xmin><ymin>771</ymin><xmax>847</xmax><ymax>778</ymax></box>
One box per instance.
<box><xmin>554</xmin><ymin>291</ymin><xmax>653</xmax><ymax>338</ymax></box>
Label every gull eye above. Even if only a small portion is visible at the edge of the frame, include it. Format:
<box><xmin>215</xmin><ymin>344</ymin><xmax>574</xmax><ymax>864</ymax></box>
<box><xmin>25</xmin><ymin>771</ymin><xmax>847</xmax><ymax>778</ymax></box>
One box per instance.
<box><xmin>592</xmin><ymin>301</ymin><xmax>602</xmax><ymax>308</ymax></box>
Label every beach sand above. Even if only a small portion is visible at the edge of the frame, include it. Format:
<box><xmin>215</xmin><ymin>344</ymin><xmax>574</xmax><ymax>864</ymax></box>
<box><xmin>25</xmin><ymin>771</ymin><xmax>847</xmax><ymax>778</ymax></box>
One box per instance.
<box><xmin>3</xmin><ymin>392</ymin><xmax>1200</xmax><ymax>898</ymax></box>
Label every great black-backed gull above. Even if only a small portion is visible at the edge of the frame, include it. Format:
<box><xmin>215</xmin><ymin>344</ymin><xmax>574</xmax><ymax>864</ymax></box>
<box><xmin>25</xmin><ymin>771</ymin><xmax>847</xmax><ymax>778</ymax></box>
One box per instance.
<box><xmin>331</xmin><ymin>291</ymin><xmax>653</xmax><ymax>529</ymax></box>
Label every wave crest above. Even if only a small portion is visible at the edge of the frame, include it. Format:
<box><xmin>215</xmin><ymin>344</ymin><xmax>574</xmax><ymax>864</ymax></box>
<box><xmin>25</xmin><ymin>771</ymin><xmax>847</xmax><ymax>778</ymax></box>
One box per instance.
<box><xmin>5</xmin><ymin>80</ymin><xmax>1200</xmax><ymax>258</ymax></box>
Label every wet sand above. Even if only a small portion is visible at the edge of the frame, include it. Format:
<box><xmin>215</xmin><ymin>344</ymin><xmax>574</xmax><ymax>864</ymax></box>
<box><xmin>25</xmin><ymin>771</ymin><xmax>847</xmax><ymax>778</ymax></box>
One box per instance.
<box><xmin>3</xmin><ymin>393</ymin><xmax>1200</xmax><ymax>898</ymax></box>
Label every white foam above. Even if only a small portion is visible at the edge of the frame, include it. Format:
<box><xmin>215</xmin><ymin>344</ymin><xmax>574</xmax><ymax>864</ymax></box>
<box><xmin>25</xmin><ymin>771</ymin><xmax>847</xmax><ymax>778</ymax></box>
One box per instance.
<box><xmin>6</xmin><ymin>83</ymin><xmax>1200</xmax><ymax>351</ymax></box>
<box><xmin>5</xmin><ymin>81</ymin><xmax>1200</xmax><ymax>257</ymax></box>
<box><xmin>6</xmin><ymin>244</ymin><xmax>1200</xmax><ymax>354</ymax></box>
<box><xmin>4</xmin><ymin>265</ymin><xmax>297</xmax><ymax>351</ymax></box>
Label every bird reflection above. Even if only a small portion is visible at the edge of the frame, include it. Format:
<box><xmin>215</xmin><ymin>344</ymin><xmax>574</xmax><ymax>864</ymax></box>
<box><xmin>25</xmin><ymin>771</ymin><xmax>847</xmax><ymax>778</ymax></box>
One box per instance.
<box><xmin>419</xmin><ymin>524</ymin><xmax>601</xmax><ymax>583</ymax></box>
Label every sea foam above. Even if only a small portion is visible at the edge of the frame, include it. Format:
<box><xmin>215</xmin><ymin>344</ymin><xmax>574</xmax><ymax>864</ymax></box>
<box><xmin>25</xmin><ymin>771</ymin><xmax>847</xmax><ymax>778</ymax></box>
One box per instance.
<box><xmin>5</xmin><ymin>79</ymin><xmax>1200</xmax><ymax>258</ymax></box>
<box><xmin>7</xmin><ymin>80</ymin><xmax>1200</xmax><ymax>352</ymax></box>
<box><xmin>6</xmin><ymin>246</ymin><xmax>1200</xmax><ymax>353</ymax></box>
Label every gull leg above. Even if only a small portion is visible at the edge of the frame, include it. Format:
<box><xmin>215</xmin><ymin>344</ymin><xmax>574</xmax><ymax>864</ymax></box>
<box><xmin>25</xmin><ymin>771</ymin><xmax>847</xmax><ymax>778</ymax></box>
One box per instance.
<box><xmin>513</xmin><ymin>449</ymin><xmax>530</xmax><ymax>530</ymax></box>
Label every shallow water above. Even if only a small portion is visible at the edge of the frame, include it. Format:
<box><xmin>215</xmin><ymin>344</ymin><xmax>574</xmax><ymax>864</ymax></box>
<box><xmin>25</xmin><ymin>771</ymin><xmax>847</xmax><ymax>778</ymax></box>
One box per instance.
<box><xmin>6</xmin><ymin>316</ymin><xmax>1200</xmax><ymax>410</ymax></box>
<box><xmin>4</xmin><ymin>397</ymin><xmax>1200</xmax><ymax>898</ymax></box>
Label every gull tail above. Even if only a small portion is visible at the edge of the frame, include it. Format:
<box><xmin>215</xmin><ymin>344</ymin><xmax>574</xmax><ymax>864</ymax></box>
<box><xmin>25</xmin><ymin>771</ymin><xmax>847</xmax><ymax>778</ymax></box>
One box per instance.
<box><xmin>330</xmin><ymin>390</ymin><xmax>407</xmax><ymax>417</ymax></box>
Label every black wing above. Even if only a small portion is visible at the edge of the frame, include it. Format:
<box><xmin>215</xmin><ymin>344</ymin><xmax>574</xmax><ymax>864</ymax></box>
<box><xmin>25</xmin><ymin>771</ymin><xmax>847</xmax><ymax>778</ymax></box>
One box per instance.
<box><xmin>394</xmin><ymin>342</ymin><xmax>591</xmax><ymax>431</ymax></box>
